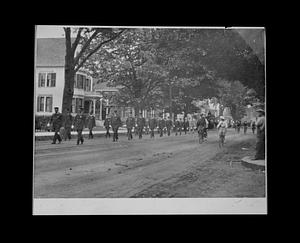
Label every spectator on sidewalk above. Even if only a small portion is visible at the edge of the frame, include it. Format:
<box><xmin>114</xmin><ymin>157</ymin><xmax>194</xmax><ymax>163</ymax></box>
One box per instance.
<box><xmin>137</xmin><ymin>113</ymin><xmax>145</xmax><ymax>139</ymax></box>
<box><xmin>86</xmin><ymin>112</ymin><xmax>96</xmax><ymax>139</ymax></box>
<box><xmin>50</xmin><ymin>107</ymin><xmax>63</xmax><ymax>144</ymax></box>
<box><xmin>149</xmin><ymin>115</ymin><xmax>157</xmax><ymax>138</ymax></box>
<box><xmin>243</xmin><ymin>120</ymin><xmax>248</xmax><ymax>134</ymax></box>
<box><xmin>126</xmin><ymin>113</ymin><xmax>135</xmax><ymax>140</ymax></box>
<box><xmin>254</xmin><ymin>109</ymin><xmax>265</xmax><ymax>160</ymax></box>
<box><xmin>166</xmin><ymin>116</ymin><xmax>173</xmax><ymax>136</ymax></box>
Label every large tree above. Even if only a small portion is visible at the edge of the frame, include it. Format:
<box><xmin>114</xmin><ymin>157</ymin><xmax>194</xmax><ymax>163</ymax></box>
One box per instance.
<box><xmin>62</xmin><ymin>27</ymin><xmax>125</xmax><ymax>113</ymax></box>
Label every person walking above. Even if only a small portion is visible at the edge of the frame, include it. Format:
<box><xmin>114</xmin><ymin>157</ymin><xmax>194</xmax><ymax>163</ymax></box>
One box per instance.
<box><xmin>243</xmin><ymin>120</ymin><xmax>248</xmax><ymax>134</ymax></box>
<box><xmin>174</xmin><ymin>118</ymin><xmax>181</xmax><ymax>136</ymax></box>
<box><xmin>236</xmin><ymin>120</ymin><xmax>241</xmax><ymax>133</ymax></box>
<box><xmin>217</xmin><ymin>116</ymin><xmax>228</xmax><ymax>143</ymax></box>
<box><xmin>111</xmin><ymin>110</ymin><xmax>122</xmax><ymax>142</ymax></box>
<box><xmin>183</xmin><ymin>117</ymin><xmax>189</xmax><ymax>135</ymax></box>
<box><xmin>149</xmin><ymin>115</ymin><xmax>157</xmax><ymax>138</ymax></box>
<box><xmin>166</xmin><ymin>116</ymin><xmax>173</xmax><ymax>136</ymax></box>
<box><xmin>86</xmin><ymin>112</ymin><xmax>96</xmax><ymax>139</ymax></box>
<box><xmin>137</xmin><ymin>113</ymin><xmax>145</xmax><ymax>139</ymax></box>
<box><xmin>197</xmin><ymin>113</ymin><xmax>208</xmax><ymax>141</ymax></box>
<box><xmin>73</xmin><ymin>108</ymin><xmax>86</xmax><ymax>145</ymax></box>
<box><xmin>63</xmin><ymin>108</ymin><xmax>73</xmax><ymax>141</ymax></box>
<box><xmin>158</xmin><ymin>116</ymin><xmax>165</xmax><ymax>137</ymax></box>
<box><xmin>254</xmin><ymin>109</ymin><xmax>265</xmax><ymax>160</ymax></box>
<box><xmin>104</xmin><ymin>116</ymin><xmax>111</xmax><ymax>138</ymax></box>
<box><xmin>126</xmin><ymin>113</ymin><xmax>135</xmax><ymax>140</ymax></box>
<box><xmin>50</xmin><ymin>107</ymin><xmax>63</xmax><ymax>144</ymax></box>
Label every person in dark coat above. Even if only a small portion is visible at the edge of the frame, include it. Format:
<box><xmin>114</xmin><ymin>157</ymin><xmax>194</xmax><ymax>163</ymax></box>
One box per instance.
<box><xmin>149</xmin><ymin>116</ymin><xmax>157</xmax><ymax>138</ymax></box>
<box><xmin>111</xmin><ymin>110</ymin><xmax>122</xmax><ymax>142</ymax></box>
<box><xmin>104</xmin><ymin>116</ymin><xmax>111</xmax><ymax>138</ymax></box>
<box><xmin>166</xmin><ymin>116</ymin><xmax>173</xmax><ymax>136</ymax></box>
<box><xmin>174</xmin><ymin>118</ymin><xmax>181</xmax><ymax>136</ymax></box>
<box><xmin>126</xmin><ymin>113</ymin><xmax>135</xmax><ymax>140</ymax></box>
<box><xmin>183</xmin><ymin>117</ymin><xmax>189</xmax><ymax>134</ymax></box>
<box><xmin>243</xmin><ymin>120</ymin><xmax>248</xmax><ymax>134</ymax></box>
<box><xmin>144</xmin><ymin>118</ymin><xmax>150</xmax><ymax>135</ymax></box>
<box><xmin>254</xmin><ymin>109</ymin><xmax>265</xmax><ymax>160</ymax></box>
<box><xmin>73</xmin><ymin>108</ymin><xmax>86</xmax><ymax>145</ymax></box>
<box><xmin>137</xmin><ymin>113</ymin><xmax>145</xmax><ymax>139</ymax></box>
<box><xmin>236</xmin><ymin>120</ymin><xmax>241</xmax><ymax>133</ymax></box>
<box><xmin>158</xmin><ymin>117</ymin><xmax>165</xmax><ymax>137</ymax></box>
<box><xmin>63</xmin><ymin>109</ymin><xmax>73</xmax><ymax>141</ymax></box>
<box><xmin>50</xmin><ymin>107</ymin><xmax>63</xmax><ymax>144</ymax></box>
<box><xmin>86</xmin><ymin>112</ymin><xmax>96</xmax><ymax>139</ymax></box>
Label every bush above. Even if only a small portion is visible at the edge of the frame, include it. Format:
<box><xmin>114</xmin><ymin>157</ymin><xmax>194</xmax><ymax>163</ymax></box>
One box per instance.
<box><xmin>35</xmin><ymin>115</ymin><xmax>52</xmax><ymax>131</ymax></box>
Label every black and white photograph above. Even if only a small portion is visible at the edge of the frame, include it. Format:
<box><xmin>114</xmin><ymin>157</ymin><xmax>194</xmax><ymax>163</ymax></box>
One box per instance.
<box><xmin>33</xmin><ymin>25</ymin><xmax>266</xmax><ymax>215</ymax></box>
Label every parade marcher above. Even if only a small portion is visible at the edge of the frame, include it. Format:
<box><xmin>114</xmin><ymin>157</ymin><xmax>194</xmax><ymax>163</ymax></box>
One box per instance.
<box><xmin>126</xmin><ymin>113</ymin><xmax>135</xmax><ymax>140</ymax></box>
<box><xmin>236</xmin><ymin>120</ymin><xmax>241</xmax><ymax>133</ymax></box>
<box><xmin>196</xmin><ymin>113</ymin><xmax>208</xmax><ymax>140</ymax></box>
<box><xmin>86</xmin><ymin>111</ymin><xmax>96</xmax><ymax>139</ymax></box>
<box><xmin>158</xmin><ymin>116</ymin><xmax>165</xmax><ymax>137</ymax></box>
<box><xmin>175</xmin><ymin>118</ymin><xmax>181</xmax><ymax>136</ymax></box>
<box><xmin>183</xmin><ymin>117</ymin><xmax>189</xmax><ymax>135</ymax></box>
<box><xmin>63</xmin><ymin>108</ymin><xmax>73</xmax><ymax>141</ymax></box>
<box><xmin>73</xmin><ymin>108</ymin><xmax>86</xmax><ymax>145</ymax></box>
<box><xmin>243</xmin><ymin>120</ymin><xmax>248</xmax><ymax>134</ymax></box>
<box><xmin>254</xmin><ymin>109</ymin><xmax>265</xmax><ymax>160</ymax></box>
<box><xmin>145</xmin><ymin>118</ymin><xmax>150</xmax><ymax>135</ymax></box>
<box><xmin>251</xmin><ymin>120</ymin><xmax>256</xmax><ymax>134</ymax></box>
<box><xmin>137</xmin><ymin>113</ymin><xmax>145</xmax><ymax>139</ymax></box>
<box><xmin>149</xmin><ymin>115</ymin><xmax>157</xmax><ymax>138</ymax></box>
<box><xmin>111</xmin><ymin>110</ymin><xmax>122</xmax><ymax>142</ymax></box>
<box><xmin>217</xmin><ymin>116</ymin><xmax>228</xmax><ymax>142</ymax></box>
<box><xmin>190</xmin><ymin>116</ymin><xmax>197</xmax><ymax>134</ymax></box>
<box><xmin>166</xmin><ymin>116</ymin><xmax>173</xmax><ymax>136</ymax></box>
<box><xmin>104</xmin><ymin>116</ymin><xmax>111</xmax><ymax>138</ymax></box>
<box><xmin>50</xmin><ymin>107</ymin><xmax>63</xmax><ymax>144</ymax></box>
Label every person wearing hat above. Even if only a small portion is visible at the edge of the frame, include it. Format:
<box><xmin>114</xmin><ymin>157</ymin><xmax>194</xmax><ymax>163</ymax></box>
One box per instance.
<box><xmin>50</xmin><ymin>106</ymin><xmax>63</xmax><ymax>144</ymax></box>
<box><xmin>111</xmin><ymin>110</ymin><xmax>122</xmax><ymax>142</ymax></box>
<box><xmin>254</xmin><ymin>109</ymin><xmax>265</xmax><ymax>160</ymax></box>
<box><xmin>243</xmin><ymin>120</ymin><xmax>248</xmax><ymax>134</ymax></box>
<box><xmin>196</xmin><ymin>113</ymin><xmax>208</xmax><ymax>140</ymax></box>
<box><xmin>149</xmin><ymin>114</ymin><xmax>157</xmax><ymax>138</ymax></box>
<box><xmin>126</xmin><ymin>112</ymin><xmax>135</xmax><ymax>140</ymax></box>
<box><xmin>104</xmin><ymin>115</ymin><xmax>111</xmax><ymax>138</ymax></box>
<box><xmin>166</xmin><ymin>116</ymin><xmax>173</xmax><ymax>136</ymax></box>
<box><xmin>73</xmin><ymin>107</ymin><xmax>86</xmax><ymax>145</ymax></box>
<box><xmin>217</xmin><ymin>116</ymin><xmax>228</xmax><ymax>142</ymax></box>
<box><xmin>86</xmin><ymin>111</ymin><xmax>96</xmax><ymax>139</ymax></box>
<box><xmin>137</xmin><ymin>112</ymin><xmax>145</xmax><ymax>139</ymax></box>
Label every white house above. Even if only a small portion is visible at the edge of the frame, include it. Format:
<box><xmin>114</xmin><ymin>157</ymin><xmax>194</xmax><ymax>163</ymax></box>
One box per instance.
<box><xmin>35</xmin><ymin>38</ymin><xmax>103</xmax><ymax>121</ymax></box>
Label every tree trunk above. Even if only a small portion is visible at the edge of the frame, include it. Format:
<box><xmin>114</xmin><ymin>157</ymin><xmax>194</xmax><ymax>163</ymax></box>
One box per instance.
<box><xmin>62</xmin><ymin>46</ymin><xmax>75</xmax><ymax>114</ymax></box>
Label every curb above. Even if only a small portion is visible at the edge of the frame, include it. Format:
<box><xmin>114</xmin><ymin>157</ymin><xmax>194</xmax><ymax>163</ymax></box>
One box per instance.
<box><xmin>241</xmin><ymin>156</ymin><xmax>265</xmax><ymax>171</ymax></box>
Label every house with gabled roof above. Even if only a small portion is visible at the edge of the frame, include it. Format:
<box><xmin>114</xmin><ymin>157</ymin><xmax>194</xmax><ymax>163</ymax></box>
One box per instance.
<box><xmin>35</xmin><ymin>38</ymin><xmax>104</xmax><ymax>122</ymax></box>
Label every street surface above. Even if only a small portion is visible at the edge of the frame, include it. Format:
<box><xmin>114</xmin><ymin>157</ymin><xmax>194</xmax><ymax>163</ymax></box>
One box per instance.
<box><xmin>34</xmin><ymin>129</ymin><xmax>265</xmax><ymax>198</ymax></box>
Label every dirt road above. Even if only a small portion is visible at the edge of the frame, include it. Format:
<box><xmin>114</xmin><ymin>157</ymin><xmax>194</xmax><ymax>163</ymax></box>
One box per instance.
<box><xmin>34</xmin><ymin>129</ymin><xmax>265</xmax><ymax>198</ymax></box>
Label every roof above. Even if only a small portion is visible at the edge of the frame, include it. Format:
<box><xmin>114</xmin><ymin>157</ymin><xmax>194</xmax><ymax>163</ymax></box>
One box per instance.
<box><xmin>94</xmin><ymin>80</ymin><xmax>122</xmax><ymax>92</ymax></box>
<box><xmin>36</xmin><ymin>38</ymin><xmax>75</xmax><ymax>67</ymax></box>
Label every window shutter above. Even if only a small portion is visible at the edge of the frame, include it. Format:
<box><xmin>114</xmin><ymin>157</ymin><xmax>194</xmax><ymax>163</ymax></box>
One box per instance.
<box><xmin>37</xmin><ymin>97</ymin><xmax>40</xmax><ymax>112</ymax></box>
<box><xmin>38</xmin><ymin>73</ymin><xmax>41</xmax><ymax>87</ymax></box>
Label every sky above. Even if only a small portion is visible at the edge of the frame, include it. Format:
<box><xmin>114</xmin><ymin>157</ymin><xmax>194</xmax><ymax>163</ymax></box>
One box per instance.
<box><xmin>36</xmin><ymin>25</ymin><xmax>67</xmax><ymax>38</ymax></box>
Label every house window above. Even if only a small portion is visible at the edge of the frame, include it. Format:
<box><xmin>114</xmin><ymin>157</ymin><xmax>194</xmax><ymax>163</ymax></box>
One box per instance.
<box><xmin>85</xmin><ymin>78</ymin><xmax>91</xmax><ymax>91</ymax></box>
<box><xmin>47</xmin><ymin>73</ymin><xmax>56</xmax><ymax>87</ymax></box>
<box><xmin>77</xmin><ymin>75</ymin><xmax>84</xmax><ymax>89</ymax></box>
<box><xmin>38</xmin><ymin>73</ymin><xmax>46</xmax><ymax>87</ymax></box>
<box><xmin>37</xmin><ymin>96</ymin><xmax>53</xmax><ymax>112</ymax></box>
<box><xmin>45</xmin><ymin>96</ymin><xmax>53</xmax><ymax>112</ymax></box>
<box><xmin>76</xmin><ymin>98</ymin><xmax>83</xmax><ymax>113</ymax></box>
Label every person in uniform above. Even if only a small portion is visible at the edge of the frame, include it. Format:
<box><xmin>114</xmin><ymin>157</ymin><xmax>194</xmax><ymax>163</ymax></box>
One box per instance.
<box><xmin>196</xmin><ymin>113</ymin><xmax>208</xmax><ymax>140</ymax></box>
<box><xmin>174</xmin><ymin>117</ymin><xmax>181</xmax><ymax>136</ymax></box>
<box><xmin>254</xmin><ymin>109</ymin><xmax>265</xmax><ymax>160</ymax></box>
<box><xmin>158</xmin><ymin>116</ymin><xmax>165</xmax><ymax>137</ymax></box>
<box><xmin>243</xmin><ymin>120</ymin><xmax>248</xmax><ymax>134</ymax></box>
<box><xmin>104</xmin><ymin>116</ymin><xmax>111</xmax><ymax>138</ymax></box>
<box><xmin>236</xmin><ymin>120</ymin><xmax>241</xmax><ymax>133</ymax></box>
<box><xmin>50</xmin><ymin>107</ymin><xmax>63</xmax><ymax>144</ymax></box>
<box><xmin>86</xmin><ymin>111</ymin><xmax>96</xmax><ymax>139</ymax></box>
<box><xmin>126</xmin><ymin>113</ymin><xmax>135</xmax><ymax>140</ymax></box>
<box><xmin>166</xmin><ymin>116</ymin><xmax>173</xmax><ymax>136</ymax></box>
<box><xmin>149</xmin><ymin>115</ymin><xmax>157</xmax><ymax>138</ymax></box>
<box><xmin>111</xmin><ymin>110</ymin><xmax>122</xmax><ymax>142</ymax></box>
<box><xmin>183</xmin><ymin>117</ymin><xmax>189</xmax><ymax>135</ymax></box>
<box><xmin>63</xmin><ymin>108</ymin><xmax>73</xmax><ymax>141</ymax></box>
<box><xmin>73</xmin><ymin>108</ymin><xmax>86</xmax><ymax>145</ymax></box>
<box><xmin>137</xmin><ymin>113</ymin><xmax>145</xmax><ymax>139</ymax></box>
